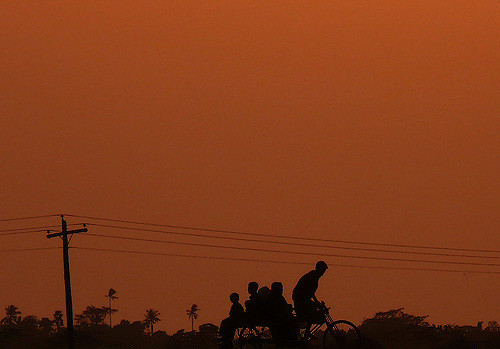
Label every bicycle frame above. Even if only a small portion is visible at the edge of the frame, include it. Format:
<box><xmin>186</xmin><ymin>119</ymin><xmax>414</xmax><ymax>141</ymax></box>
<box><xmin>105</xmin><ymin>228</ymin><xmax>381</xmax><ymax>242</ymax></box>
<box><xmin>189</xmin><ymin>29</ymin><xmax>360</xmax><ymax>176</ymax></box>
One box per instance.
<box><xmin>299</xmin><ymin>303</ymin><xmax>334</xmax><ymax>338</ymax></box>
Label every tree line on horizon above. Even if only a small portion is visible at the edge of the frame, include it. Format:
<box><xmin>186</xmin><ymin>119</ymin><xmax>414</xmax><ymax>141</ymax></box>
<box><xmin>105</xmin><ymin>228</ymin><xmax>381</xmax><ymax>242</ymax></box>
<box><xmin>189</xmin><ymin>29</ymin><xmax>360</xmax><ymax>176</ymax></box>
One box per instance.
<box><xmin>1</xmin><ymin>299</ymin><xmax>499</xmax><ymax>348</ymax></box>
<box><xmin>0</xmin><ymin>288</ymin><xmax>208</xmax><ymax>348</ymax></box>
<box><xmin>0</xmin><ymin>302</ymin><xmax>211</xmax><ymax>349</ymax></box>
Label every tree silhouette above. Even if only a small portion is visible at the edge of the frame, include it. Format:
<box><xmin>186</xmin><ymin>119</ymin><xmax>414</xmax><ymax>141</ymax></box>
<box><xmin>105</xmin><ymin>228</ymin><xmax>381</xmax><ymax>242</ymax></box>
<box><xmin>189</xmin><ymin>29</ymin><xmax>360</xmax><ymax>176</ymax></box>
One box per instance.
<box><xmin>53</xmin><ymin>310</ymin><xmax>64</xmax><ymax>331</ymax></box>
<box><xmin>1</xmin><ymin>305</ymin><xmax>21</xmax><ymax>326</ymax></box>
<box><xmin>38</xmin><ymin>317</ymin><xmax>54</xmax><ymax>335</ymax></box>
<box><xmin>19</xmin><ymin>315</ymin><xmax>38</xmax><ymax>332</ymax></box>
<box><xmin>104</xmin><ymin>288</ymin><xmax>118</xmax><ymax>327</ymax></box>
<box><xmin>75</xmin><ymin>314</ymin><xmax>88</xmax><ymax>327</ymax></box>
<box><xmin>487</xmin><ymin>321</ymin><xmax>500</xmax><ymax>331</ymax></box>
<box><xmin>360</xmin><ymin>307</ymin><xmax>433</xmax><ymax>346</ymax></box>
<box><xmin>76</xmin><ymin>305</ymin><xmax>108</xmax><ymax>326</ymax></box>
<box><xmin>186</xmin><ymin>304</ymin><xmax>200</xmax><ymax>332</ymax></box>
<box><xmin>144</xmin><ymin>308</ymin><xmax>161</xmax><ymax>335</ymax></box>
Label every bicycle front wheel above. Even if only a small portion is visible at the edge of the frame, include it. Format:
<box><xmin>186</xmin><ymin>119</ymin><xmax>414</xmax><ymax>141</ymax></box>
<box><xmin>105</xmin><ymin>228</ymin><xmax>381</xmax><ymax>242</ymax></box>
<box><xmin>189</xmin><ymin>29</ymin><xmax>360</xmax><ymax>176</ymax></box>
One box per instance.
<box><xmin>323</xmin><ymin>320</ymin><xmax>361</xmax><ymax>348</ymax></box>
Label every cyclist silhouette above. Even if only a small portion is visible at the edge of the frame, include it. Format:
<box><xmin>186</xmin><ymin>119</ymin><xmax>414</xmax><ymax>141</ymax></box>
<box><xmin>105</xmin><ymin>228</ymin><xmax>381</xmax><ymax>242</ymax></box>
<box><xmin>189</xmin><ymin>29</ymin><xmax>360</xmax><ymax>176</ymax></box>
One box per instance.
<box><xmin>292</xmin><ymin>261</ymin><xmax>328</xmax><ymax>335</ymax></box>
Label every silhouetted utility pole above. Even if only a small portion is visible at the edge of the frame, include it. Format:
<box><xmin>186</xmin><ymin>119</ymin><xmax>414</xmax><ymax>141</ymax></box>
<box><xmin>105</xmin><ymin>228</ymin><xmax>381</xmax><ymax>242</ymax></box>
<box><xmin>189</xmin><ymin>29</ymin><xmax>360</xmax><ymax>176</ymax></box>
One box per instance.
<box><xmin>47</xmin><ymin>215</ymin><xmax>87</xmax><ymax>349</ymax></box>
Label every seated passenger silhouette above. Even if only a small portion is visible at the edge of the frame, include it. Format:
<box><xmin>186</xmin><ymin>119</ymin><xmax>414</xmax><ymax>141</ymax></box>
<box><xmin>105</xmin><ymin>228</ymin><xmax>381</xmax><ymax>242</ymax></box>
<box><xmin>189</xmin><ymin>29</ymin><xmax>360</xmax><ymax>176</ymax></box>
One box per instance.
<box><xmin>219</xmin><ymin>292</ymin><xmax>245</xmax><ymax>349</ymax></box>
<box><xmin>257</xmin><ymin>285</ymin><xmax>271</xmax><ymax>323</ymax></box>
<box><xmin>244</xmin><ymin>281</ymin><xmax>262</xmax><ymax>324</ymax></box>
<box><xmin>292</xmin><ymin>261</ymin><xmax>328</xmax><ymax>337</ymax></box>
<box><xmin>267</xmin><ymin>282</ymin><xmax>298</xmax><ymax>344</ymax></box>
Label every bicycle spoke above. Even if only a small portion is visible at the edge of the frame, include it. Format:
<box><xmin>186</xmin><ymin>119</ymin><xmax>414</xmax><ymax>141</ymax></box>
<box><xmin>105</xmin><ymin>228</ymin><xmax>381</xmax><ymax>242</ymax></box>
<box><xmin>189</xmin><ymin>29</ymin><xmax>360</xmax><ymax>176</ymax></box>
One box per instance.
<box><xmin>323</xmin><ymin>320</ymin><xmax>361</xmax><ymax>348</ymax></box>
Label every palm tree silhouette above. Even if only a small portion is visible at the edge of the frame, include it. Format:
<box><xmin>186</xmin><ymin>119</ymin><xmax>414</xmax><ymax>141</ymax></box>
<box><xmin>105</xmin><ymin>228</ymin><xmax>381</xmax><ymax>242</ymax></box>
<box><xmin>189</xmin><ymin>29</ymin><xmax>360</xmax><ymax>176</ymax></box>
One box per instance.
<box><xmin>104</xmin><ymin>288</ymin><xmax>118</xmax><ymax>327</ymax></box>
<box><xmin>144</xmin><ymin>309</ymin><xmax>161</xmax><ymax>335</ymax></box>
<box><xmin>186</xmin><ymin>304</ymin><xmax>200</xmax><ymax>332</ymax></box>
<box><xmin>1</xmin><ymin>305</ymin><xmax>21</xmax><ymax>326</ymax></box>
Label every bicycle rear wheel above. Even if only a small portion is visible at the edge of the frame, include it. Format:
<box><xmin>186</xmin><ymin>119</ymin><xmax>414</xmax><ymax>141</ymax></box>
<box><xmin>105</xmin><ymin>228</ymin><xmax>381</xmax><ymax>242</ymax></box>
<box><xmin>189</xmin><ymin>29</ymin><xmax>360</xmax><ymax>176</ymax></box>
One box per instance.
<box><xmin>236</xmin><ymin>327</ymin><xmax>263</xmax><ymax>349</ymax></box>
<box><xmin>323</xmin><ymin>320</ymin><xmax>361</xmax><ymax>348</ymax></box>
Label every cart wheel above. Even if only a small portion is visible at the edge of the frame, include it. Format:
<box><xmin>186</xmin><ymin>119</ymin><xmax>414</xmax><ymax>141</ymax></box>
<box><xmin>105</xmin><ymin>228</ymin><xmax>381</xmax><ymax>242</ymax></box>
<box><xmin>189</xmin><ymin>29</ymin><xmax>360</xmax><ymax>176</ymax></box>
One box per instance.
<box><xmin>236</xmin><ymin>327</ymin><xmax>263</xmax><ymax>349</ymax></box>
<box><xmin>323</xmin><ymin>320</ymin><xmax>361</xmax><ymax>348</ymax></box>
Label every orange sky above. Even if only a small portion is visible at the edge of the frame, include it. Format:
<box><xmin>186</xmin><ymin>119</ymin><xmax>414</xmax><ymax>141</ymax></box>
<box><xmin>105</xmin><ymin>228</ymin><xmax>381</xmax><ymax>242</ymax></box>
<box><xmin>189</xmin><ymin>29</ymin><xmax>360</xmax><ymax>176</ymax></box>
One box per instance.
<box><xmin>1</xmin><ymin>1</ymin><xmax>499</xmax><ymax>333</ymax></box>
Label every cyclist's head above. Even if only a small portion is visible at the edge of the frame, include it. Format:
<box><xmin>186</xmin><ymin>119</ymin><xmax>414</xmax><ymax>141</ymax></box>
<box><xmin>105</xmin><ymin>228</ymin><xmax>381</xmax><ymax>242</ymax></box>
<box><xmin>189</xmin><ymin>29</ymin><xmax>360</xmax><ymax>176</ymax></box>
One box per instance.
<box><xmin>230</xmin><ymin>292</ymin><xmax>240</xmax><ymax>303</ymax></box>
<box><xmin>271</xmin><ymin>282</ymin><xmax>283</xmax><ymax>295</ymax></box>
<box><xmin>315</xmin><ymin>260</ymin><xmax>328</xmax><ymax>275</ymax></box>
<box><xmin>248</xmin><ymin>281</ymin><xmax>259</xmax><ymax>294</ymax></box>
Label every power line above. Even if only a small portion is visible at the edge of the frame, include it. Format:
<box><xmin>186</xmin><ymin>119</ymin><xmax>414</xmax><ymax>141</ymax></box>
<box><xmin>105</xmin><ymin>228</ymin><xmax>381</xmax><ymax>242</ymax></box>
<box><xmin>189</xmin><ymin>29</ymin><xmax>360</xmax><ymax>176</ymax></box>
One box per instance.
<box><xmin>0</xmin><ymin>214</ymin><xmax>60</xmax><ymax>222</ymax></box>
<box><xmin>0</xmin><ymin>224</ymin><xmax>85</xmax><ymax>237</ymax></box>
<box><xmin>0</xmin><ymin>226</ymin><xmax>60</xmax><ymax>237</ymax></box>
<box><xmin>0</xmin><ymin>225</ymin><xmax>60</xmax><ymax>233</ymax></box>
<box><xmin>66</xmin><ymin>214</ymin><xmax>500</xmax><ymax>254</ymax></box>
<box><xmin>83</xmin><ymin>233</ymin><xmax>500</xmax><ymax>267</ymax></box>
<box><xmin>0</xmin><ymin>230</ymin><xmax>51</xmax><ymax>237</ymax></box>
<box><xmin>0</xmin><ymin>247</ymin><xmax>61</xmax><ymax>252</ymax></box>
<box><xmin>0</xmin><ymin>223</ymin><xmax>82</xmax><ymax>233</ymax></box>
<box><xmin>85</xmin><ymin>223</ymin><xmax>500</xmax><ymax>260</ymax></box>
<box><xmin>71</xmin><ymin>246</ymin><xmax>500</xmax><ymax>275</ymax></box>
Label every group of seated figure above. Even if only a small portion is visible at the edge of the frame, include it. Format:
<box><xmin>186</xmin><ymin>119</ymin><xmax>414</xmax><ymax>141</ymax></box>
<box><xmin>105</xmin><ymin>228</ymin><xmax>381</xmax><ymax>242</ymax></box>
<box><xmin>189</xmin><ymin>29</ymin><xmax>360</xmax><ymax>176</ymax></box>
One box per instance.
<box><xmin>218</xmin><ymin>261</ymin><xmax>329</xmax><ymax>348</ymax></box>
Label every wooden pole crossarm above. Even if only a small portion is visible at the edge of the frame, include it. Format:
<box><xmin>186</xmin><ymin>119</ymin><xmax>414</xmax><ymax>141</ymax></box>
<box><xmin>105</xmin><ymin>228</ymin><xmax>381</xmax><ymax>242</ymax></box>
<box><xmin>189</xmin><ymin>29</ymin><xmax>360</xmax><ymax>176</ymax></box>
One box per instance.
<box><xmin>47</xmin><ymin>227</ymin><xmax>87</xmax><ymax>239</ymax></box>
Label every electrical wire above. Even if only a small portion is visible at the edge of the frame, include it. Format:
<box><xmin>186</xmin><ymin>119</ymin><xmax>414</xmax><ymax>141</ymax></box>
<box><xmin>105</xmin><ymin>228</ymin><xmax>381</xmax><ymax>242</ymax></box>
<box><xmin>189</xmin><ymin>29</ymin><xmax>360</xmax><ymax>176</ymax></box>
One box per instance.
<box><xmin>84</xmin><ymin>222</ymin><xmax>500</xmax><ymax>260</ymax></box>
<box><xmin>83</xmin><ymin>233</ymin><xmax>500</xmax><ymax>267</ymax></box>
<box><xmin>70</xmin><ymin>246</ymin><xmax>500</xmax><ymax>275</ymax></box>
<box><xmin>65</xmin><ymin>214</ymin><xmax>500</xmax><ymax>254</ymax></box>
<box><xmin>0</xmin><ymin>214</ymin><xmax>60</xmax><ymax>222</ymax></box>
<box><xmin>0</xmin><ymin>225</ymin><xmax>60</xmax><ymax>233</ymax></box>
<box><xmin>0</xmin><ymin>230</ymin><xmax>52</xmax><ymax>237</ymax></box>
<box><xmin>0</xmin><ymin>223</ymin><xmax>85</xmax><ymax>237</ymax></box>
<box><xmin>0</xmin><ymin>247</ymin><xmax>61</xmax><ymax>252</ymax></box>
